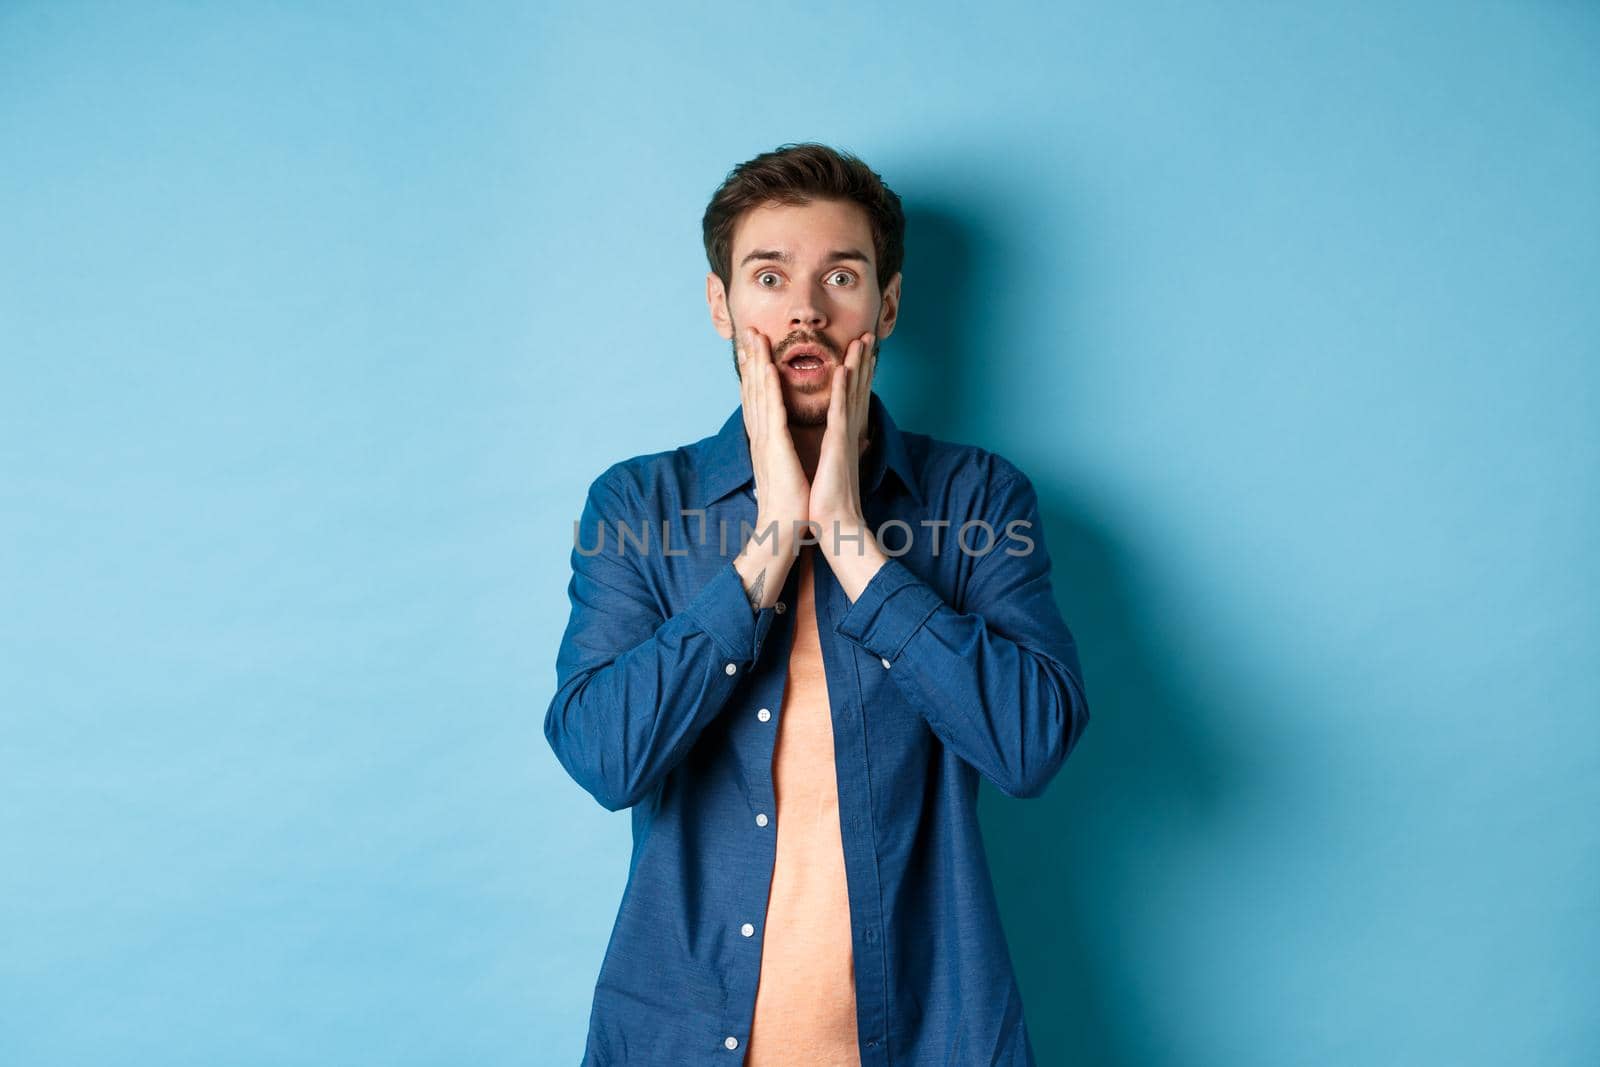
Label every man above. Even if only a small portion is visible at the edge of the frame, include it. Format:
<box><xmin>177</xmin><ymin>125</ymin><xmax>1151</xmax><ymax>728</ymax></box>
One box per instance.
<box><xmin>545</xmin><ymin>143</ymin><xmax>1090</xmax><ymax>1065</ymax></box>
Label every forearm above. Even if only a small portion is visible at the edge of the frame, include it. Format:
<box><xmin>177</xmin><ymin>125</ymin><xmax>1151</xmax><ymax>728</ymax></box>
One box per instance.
<box><xmin>546</xmin><ymin>577</ymin><xmax>760</xmax><ymax>810</ymax></box>
<box><xmin>733</xmin><ymin>511</ymin><xmax>803</xmax><ymax>609</ymax></box>
<box><xmin>833</xmin><ymin>555</ymin><xmax>1090</xmax><ymax>799</ymax></box>
<box><xmin>893</xmin><ymin>600</ymin><xmax>1086</xmax><ymax>798</ymax></box>
<box><xmin>546</xmin><ymin>485</ymin><xmax>783</xmax><ymax>811</ymax></box>
<box><xmin>813</xmin><ymin>514</ymin><xmax>889</xmax><ymax>602</ymax></box>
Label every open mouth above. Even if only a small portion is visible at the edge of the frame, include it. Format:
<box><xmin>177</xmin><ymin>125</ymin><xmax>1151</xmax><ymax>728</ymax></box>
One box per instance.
<box><xmin>782</xmin><ymin>343</ymin><xmax>831</xmax><ymax>371</ymax></box>
<box><xmin>779</xmin><ymin>349</ymin><xmax>830</xmax><ymax>385</ymax></box>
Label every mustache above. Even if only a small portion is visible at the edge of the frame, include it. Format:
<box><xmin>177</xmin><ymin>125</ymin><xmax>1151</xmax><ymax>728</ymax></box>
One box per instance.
<box><xmin>774</xmin><ymin>333</ymin><xmax>842</xmax><ymax>361</ymax></box>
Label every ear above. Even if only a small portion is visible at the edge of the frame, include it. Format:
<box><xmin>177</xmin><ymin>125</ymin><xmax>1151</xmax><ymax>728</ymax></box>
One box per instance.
<box><xmin>707</xmin><ymin>272</ymin><xmax>733</xmax><ymax>340</ymax></box>
<box><xmin>875</xmin><ymin>271</ymin><xmax>902</xmax><ymax>341</ymax></box>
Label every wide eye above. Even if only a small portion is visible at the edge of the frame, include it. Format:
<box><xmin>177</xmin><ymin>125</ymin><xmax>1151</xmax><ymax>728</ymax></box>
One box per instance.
<box><xmin>829</xmin><ymin>270</ymin><xmax>856</xmax><ymax>286</ymax></box>
<box><xmin>756</xmin><ymin>271</ymin><xmax>781</xmax><ymax>288</ymax></box>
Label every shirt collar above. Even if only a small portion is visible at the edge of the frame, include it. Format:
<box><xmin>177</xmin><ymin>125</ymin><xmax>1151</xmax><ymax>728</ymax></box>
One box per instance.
<box><xmin>697</xmin><ymin>390</ymin><xmax>922</xmax><ymax>510</ymax></box>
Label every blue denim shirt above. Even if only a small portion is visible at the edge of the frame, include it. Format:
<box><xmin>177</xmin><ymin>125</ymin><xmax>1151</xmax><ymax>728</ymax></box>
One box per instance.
<box><xmin>545</xmin><ymin>391</ymin><xmax>1090</xmax><ymax>1065</ymax></box>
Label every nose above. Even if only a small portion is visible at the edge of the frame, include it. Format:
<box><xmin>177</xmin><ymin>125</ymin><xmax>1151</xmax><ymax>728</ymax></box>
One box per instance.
<box><xmin>788</xmin><ymin>282</ymin><xmax>828</xmax><ymax>331</ymax></box>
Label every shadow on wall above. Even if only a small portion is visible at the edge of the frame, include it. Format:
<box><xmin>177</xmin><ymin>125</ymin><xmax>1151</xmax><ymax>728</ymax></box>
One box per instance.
<box><xmin>895</xmin><ymin>203</ymin><xmax>1253</xmax><ymax>1067</ymax></box>
<box><xmin>880</xmin><ymin>204</ymin><xmax>975</xmax><ymax>440</ymax></box>
<box><xmin>986</xmin><ymin>490</ymin><xmax>1246</xmax><ymax>1067</ymax></box>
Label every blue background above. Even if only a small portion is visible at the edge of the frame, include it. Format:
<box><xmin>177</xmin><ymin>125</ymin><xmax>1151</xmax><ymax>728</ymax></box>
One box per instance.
<box><xmin>3</xmin><ymin>2</ymin><xmax>1595</xmax><ymax>1064</ymax></box>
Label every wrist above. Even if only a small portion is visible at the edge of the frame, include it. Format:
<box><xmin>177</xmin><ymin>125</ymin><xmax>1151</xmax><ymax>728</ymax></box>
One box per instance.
<box><xmin>744</xmin><ymin>512</ymin><xmax>804</xmax><ymax>558</ymax></box>
<box><xmin>811</xmin><ymin>513</ymin><xmax>874</xmax><ymax>557</ymax></box>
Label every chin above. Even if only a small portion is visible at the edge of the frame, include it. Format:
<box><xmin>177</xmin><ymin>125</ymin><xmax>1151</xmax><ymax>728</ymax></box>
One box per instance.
<box><xmin>778</xmin><ymin>387</ymin><xmax>829</xmax><ymax>427</ymax></box>
<box><xmin>785</xmin><ymin>402</ymin><xmax>830</xmax><ymax>428</ymax></box>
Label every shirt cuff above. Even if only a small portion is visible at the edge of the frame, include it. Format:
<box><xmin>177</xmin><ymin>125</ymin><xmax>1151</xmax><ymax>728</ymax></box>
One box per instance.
<box><xmin>685</xmin><ymin>558</ymin><xmax>778</xmax><ymax>663</ymax></box>
<box><xmin>832</xmin><ymin>556</ymin><xmax>945</xmax><ymax>663</ymax></box>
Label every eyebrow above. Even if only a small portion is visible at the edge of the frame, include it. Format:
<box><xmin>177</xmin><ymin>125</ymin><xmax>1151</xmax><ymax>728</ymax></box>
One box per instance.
<box><xmin>737</xmin><ymin>248</ymin><xmax>873</xmax><ymax>269</ymax></box>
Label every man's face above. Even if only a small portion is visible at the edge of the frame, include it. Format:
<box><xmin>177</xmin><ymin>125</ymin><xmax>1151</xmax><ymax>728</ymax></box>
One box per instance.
<box><xmin>707</xmin><ymin>197</ymin><xmax>901</xmax><ymax>428</ymax></box>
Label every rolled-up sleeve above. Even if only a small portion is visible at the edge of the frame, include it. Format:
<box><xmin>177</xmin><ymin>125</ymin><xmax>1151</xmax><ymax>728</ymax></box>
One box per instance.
<box><xmin>833</xmin><ymin>469</ymin><xmax>1089</xmax><ymax>798</ymax></box>
<box><xmin>544</xmin><ymin>470</ymin><xmax>777</xmax><ymax>811</ymax></box>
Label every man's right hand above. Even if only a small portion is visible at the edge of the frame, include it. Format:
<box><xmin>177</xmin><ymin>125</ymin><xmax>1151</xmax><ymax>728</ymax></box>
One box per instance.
<box><xmin>734</xmin><ymin>326</ymin><xmax>808</xmax><ymax>608</ymax></box>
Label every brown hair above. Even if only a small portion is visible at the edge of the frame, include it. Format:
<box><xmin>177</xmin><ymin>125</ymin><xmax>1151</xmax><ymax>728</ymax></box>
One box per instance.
<box><xmin>702</xmin><ymin>142</ymin><xmax>906</xmax><ymax>294</ymax></box>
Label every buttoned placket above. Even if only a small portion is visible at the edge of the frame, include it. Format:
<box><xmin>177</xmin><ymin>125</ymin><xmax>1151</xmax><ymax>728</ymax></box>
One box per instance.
<box><xmin>722</xmin><ymin>489</ymin><xmax>800</xmax><ymax>1056</ymax></box>
<box><xmin>721</xmin><ymin>538</ymin><xmax>891</xmax><ymax>1062</ymax></box>
<box><xmin>718</xmin><ymin>478</ymin><xmax>892</xmax><ymax>1061</ymax></box>
<box><xmin>813</xmin><ymin>553</ymin><xmax>892</xmax><ymax>1060</ymax></box>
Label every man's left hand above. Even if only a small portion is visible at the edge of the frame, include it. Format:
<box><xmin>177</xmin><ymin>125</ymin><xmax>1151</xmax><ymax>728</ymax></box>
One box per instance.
<box><xmin>809</xmin><ymin>331</ymin><xmax>876</xmax><ymax>530</ymax></box>
<box><xmin>810</xmin><ymin>332</ymin><xmax>890</xmax><ymax>599</ymax></box>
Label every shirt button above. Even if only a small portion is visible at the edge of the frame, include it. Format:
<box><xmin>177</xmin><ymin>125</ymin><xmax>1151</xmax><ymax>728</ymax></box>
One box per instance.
<box><xmin>725</xmin><ymin>1036</ymin><xmax>739</xmax><ymax>1050</ymax></box>
<box><xmin>724</xmin><ymin>662</ymin><xmax>737</xmax><ymax>676</ymax></box>
<box><xmin>774</xmin><ymin>601</ymin><xmax>786</xmax><ymax>614</ymax></box>
<box><xmin>757</xmin><ymin>707</ymin><xmax>771</xmax><ymax>722</ymax></box>
<box><xmin>740</xmin><ymin>922</ymin><xmax>754</xmax><ymax>937</ymax></box>
<box><xmin>755</xmin><ymin>812</ymin><xmax>768</xmax><ymax>827</ymax></box>
<box><xmin>881</xmin><ymin>657</ymin><xmax>892</xmax><ymax>669</ymax></box>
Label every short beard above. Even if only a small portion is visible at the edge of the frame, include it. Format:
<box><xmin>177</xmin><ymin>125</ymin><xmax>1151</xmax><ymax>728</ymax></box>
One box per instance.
<box><xmin>728</xmin><ymin>317</ymin><xmax>882</xmax><ymax>429</ymax></box>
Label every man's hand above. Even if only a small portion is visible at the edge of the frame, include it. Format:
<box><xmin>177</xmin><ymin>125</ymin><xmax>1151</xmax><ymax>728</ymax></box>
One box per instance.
<box><xmin>733</xmin><ymin>327</ymin><xmax>808</xmax><ymax>608</ymax></box>
<box><xmin>809</xmin><ymin>331</ymin><xmax>876</xmax><ymax>532</ymax></box>
<box><xmin>811</xmin><ymin>332</ymin><xmax>889</xmax><ymax>600</ymax></box>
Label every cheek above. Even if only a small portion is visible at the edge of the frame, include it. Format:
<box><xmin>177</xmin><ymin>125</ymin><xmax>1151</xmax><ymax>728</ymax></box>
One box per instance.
<box><xmin>730</xmin><ymin>287</ymin><xmax>776</xmax><ymax>319</ymax></box>
<box><xmin>743</xmin><ymin>288</ymin><xmax>787</xmax><ymax>313</ymax></box>
<box><xmin>732</xmin><ymin>297</ymin><xmax>790</xmax><ymax>335</ymax></box>
<box><xmin>835</xmin><ymin>289</ymin><xmax>879</xmax><ymax>316</ymax></box>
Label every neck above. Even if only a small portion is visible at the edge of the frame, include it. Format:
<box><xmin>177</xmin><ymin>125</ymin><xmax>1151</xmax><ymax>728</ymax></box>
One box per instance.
<box><xmin>788</xmin><ymin>422</ymin><xmax>874</xmax><ymax>484</ymax></box>
<box><xmin>789</xmin><ymin>424</ymin><xmax>826</xmax><ymax>482</ymax></box>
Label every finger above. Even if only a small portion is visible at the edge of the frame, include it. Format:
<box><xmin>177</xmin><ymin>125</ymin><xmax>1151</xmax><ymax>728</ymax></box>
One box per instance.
<box><xmin>737</xmin><ymin>332</ymin><xmax>755</xmax><ymax>426</ymax></box>
<box><xmin>837</xmin><ymin>335</ymin><xmax>861</xmax><ymax>429</ymax></box>
<box><xmin>764</xmin><ymin>359</ymin><xmax>784</xmax><ymax>430</ymax></box>
<box><xmin>827</xmin><ymin>359</ymin><xmax>849</xmax><ymax>437</ymax></box>
<box><xmin>755</xmin><ymin>329</ymin><xmax>784</xmax><ymax>428</ymax></box>
<box><xmin>829</xmin><ymin>341</ymin><xmax>859</xmax><ymax>432</ymax></box>
<box><xmin>739</xmin><ymin>328</ymin><xmax>758</xmax><ymax>425</ymax></box>
<box><xmin>861</xmin><ymin>332</ymin><xmax>876</xmax><ymax>386</ymax></box>
<box><xmin>858</xmin><ymin>332</ymin><xmax>876</xmax><ymax>417</ymax></box>
<box><xmin>748</xmin><ymin>328</ymin><xmax>771</xmax><ymax>449</ymax></box>
<box><xmin>841</xmin><ymin>336</ymin><xmax>861</xmax><ymax>392</ymax></box>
